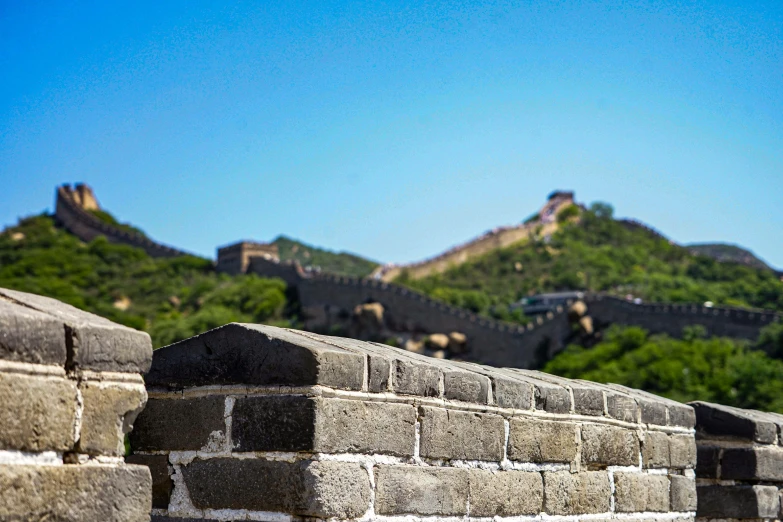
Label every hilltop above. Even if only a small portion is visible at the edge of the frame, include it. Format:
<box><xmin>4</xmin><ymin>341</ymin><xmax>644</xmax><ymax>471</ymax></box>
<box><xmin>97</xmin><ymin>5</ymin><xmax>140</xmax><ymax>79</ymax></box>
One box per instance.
<box><xmin>272</xmin><ymin>235</ymin><xmax>378</xmax><ymax>278</ymax></box>
<box><xmin>687</xmin><ymin>242</ymin><xmax>776</xmax><ymax>272</ymax></box>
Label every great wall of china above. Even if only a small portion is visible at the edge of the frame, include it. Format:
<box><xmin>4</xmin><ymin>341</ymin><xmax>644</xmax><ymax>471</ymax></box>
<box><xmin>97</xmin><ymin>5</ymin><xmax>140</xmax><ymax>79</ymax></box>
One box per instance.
<box><xmin>53</xmin><ymin>183</ymin><xmax>781</xmax><ymax>369</ymax></box>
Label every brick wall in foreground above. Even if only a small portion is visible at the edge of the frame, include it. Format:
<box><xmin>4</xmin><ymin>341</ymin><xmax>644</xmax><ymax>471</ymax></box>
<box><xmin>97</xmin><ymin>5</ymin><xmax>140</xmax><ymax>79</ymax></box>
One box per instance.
<box><xmin>690</xmin><ymin>401</ymin><xmax>783</xmax><ymax>520</ymax></box>
<box><xmin>0</xmin><ymin>287</ymin><xmax>153</xmax><ymax>521</ymax></box>
<box><xmin>134</xmin><ymin>323</ymin><xmax>698</xmax><ymax>522</ymax></box>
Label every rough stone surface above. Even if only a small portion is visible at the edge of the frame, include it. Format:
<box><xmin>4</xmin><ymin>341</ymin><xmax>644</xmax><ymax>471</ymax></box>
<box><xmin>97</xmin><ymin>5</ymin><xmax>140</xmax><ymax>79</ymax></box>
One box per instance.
<box><xmin>442</xmin><ymin>369</ymin><xmax>490</xmax><ymax>404</ymax></box>
<box><xmin>697</xmin><ymin>484</ymin><xmax>781</xmax><ymax>518</ymax></box>
<box><xmin>0</xmin><ymin>463</ymin><xmax>151</xmax><ymax>522</ymax></box>
<box><xmin>670</xmin><ymin>474</ymin><xmax>697</xmax><ymax>512</ymax></box>
<box><xmin>690</xmin><ymin>400</ymin><xmax>778</xmax><ymax>443</ymax></box>
<box><xmin>467</xmin><ymin>469</ymin><xmax>543</xmax><ymax>516</ymax></box>
<box><xmin>613</xmin><ymin>473</ymin><xmax>670</xmax><ymax>512</ymax></box>
<box><xmin>721</xmin><ymin>446</ymin><xmax>783</xmax><ymax>481</ymax></box>
<box><xmin>130</xmin><ymin>396</ymin><xmax>225</xmax><ymax>451</ymax></box>
<box><xmin>0</xmin><ymin>298</ymin><xmax>67</xmax><ymax>365</ymax></box>
<box><xmin>77</xmin><ymin>380</ymin><xmax>147</xmax><ymax>456</ymax></box>
<box><xmin>508</xmin><ymin>418</ymin><xmax>578</xmax><ymax>463</ymax></box>
<box><xmin>642</xmin><ymin>431</ymin><xmax>670</xmax><ymax>468</ymax></box>
<box><xmin>0</xmin><ymin>287</ymin><xmax>152</xmax><ymax>373</ymax></box>
<box><xmin>543</xmin><ymin>471</ymin><xmax>611</xmax><ymax>515</ymax></box>
<box><xmin>0</xmin><ymin>371</ymin><xmax>77</xmax><ymax>452</ymax></box>
<box><xmin>669</xmin><ymin>433</ymin><xmax>697</xmax><ymax>468</ymax></box>
<box><xmin>696</xmin><ymin>445</ymin><xmax>720</xmax><ymax>478</ymax></box>
<box><xmin>606</xmin><ymin>392</ymin><xmax>639</xmax><ymax>423</ymax></box>
<box><xmin>418</xmin><ymin>406</ymin><xmax>505</xmax><ymax>461</ymax></box>
<box><xmin>232</xmin><ymin>395</ymin><xmax>316</xmax><ymax>452</ymax></box>
<box><xmin>580</xmin><ymin>424</ymin><xmax>640</xmax><ymax>467</ymax></box>
<box><xmin>375</xmin><ymin>465</ymin><xmax>469</xmax><ymax>516</ymax></box>
<box><xmin>182</xmin><ymin>458</ymin><xmax>370</xmax><ymax>518</ymax></box>
<box><xmin>126</xmin><ymin>454</ymin><xmax>173</xmax><ymax>509</ymax></box>
<box><xmin>392</xmin><ymin>359</ymin><xmax>440</xmax><ymax>397</ymax></box>
<box><xmin>145</xmin><ymin>323</ymin><xmax>364</xmax><ymax>390</ymax></box>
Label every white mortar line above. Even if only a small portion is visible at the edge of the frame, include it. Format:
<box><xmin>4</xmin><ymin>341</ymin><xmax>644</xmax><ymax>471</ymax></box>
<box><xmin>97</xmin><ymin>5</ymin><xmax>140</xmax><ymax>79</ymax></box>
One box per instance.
<box><xmin>0</xmin><ymin>359</ymin><xmax>65</xmax><ymax>377</ymax></box>
<box><xmin>0</xmin><ymin>450</ymin><xmax>62</xmax><ymax>466</ymax></box>
<box><xmin>225</xmin><ymin>396</ymin><xmax>236</xmax><ymax>452</ymax></box>
<box><xmin>72</xmin><ymin>384</ymin><xmax>84</xmax><ymax>446</ymax></box>
<box><xmin>167</xmin><ymin>462</ymin><xmax>204</xmax><ymax>518</ymax></box>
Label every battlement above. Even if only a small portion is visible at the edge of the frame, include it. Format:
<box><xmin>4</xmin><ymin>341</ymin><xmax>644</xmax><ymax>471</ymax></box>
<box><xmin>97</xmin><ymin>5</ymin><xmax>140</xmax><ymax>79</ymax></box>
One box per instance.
<box><xmin>216</xmin><ymin>240</ymin><xmax>279</xmax><ymax>274</ymax></box>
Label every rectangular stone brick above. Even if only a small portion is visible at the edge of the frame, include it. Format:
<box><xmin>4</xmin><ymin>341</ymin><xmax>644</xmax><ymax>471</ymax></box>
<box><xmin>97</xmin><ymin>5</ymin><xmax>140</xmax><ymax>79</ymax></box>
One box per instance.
<box><xmin>448</xmin><ymin>361</ymin><xmax>533</xmax><ymax>410</ymax></box>
<box><xmin>367</xmin><ymin>353</ymin><xmax>391</xmax><ymax>392</ymax></box>
<box><xmin>129</xmin><ymin>396</ymin><xmax>225</xmax><ymax>451</ymax></box>
<box><xmin>182</xmin><ymin>458</ymin><xmax>370</xmax><ymax>518</ymax></box>
<box><xmin>722</xmin><ymin>446</ymin><xmax>783</xmax><ymax>481</ymax></box>
<box><xmin>670</xmin><ymin>474</ymin><xmax>697</xmax><ymax>512</ymax></box>
<box><xmin>0</xmin><ymin>463</ymin><xmax>151</xmax><ymax>521</ymax></box>
<box><xmin>605</xmin><ymin>384</ymin><xmax>668</xmax><ymax>425</ymax></box>
<box><xmin>696</xmin><ymin>446</ymin><xmax>720</xmax><ymax>478</ymax></box>
<box><xmin>505</xmin><ymin>369</ymin><xmax>571</xmax><ymax>413</ymax></box>
<box><xmin>375</xmin><ymin>465</ymin><xmax>469</xmax><ymax>516</ymax></box>
<box><xmin>443</xmin><ymin>369</ymin><xmax>490</xmax><ymax>404</ymax></box>
<box><xmin>691</xmin><ymin>401</ymin><xmax>777</xmax><ymax>443</ymax></box>
<box><xmin>606</xmin><ymin>391</ymin><xmax>639</xmax><ymax>423</ymax></box>
<box><xmin>523</xmin><ymin>374</ymin><xmax>603</xmax><ymax>416</ymax></box>
<box><xmin>0</xmin><ymin>370</ymin><xmax>77</xmax><ymax>452</ymax></box>
<box><xmin>418</xmin><ymin>406</ymin><xmax>505</xmax><ymax>461</ymax></box>
<box><xmin>393</xmin><ymin>359</ymin><xmax>440</xmax><ymax>397</ymax></box>
<box><xmin>580</xmin><ymin>424</ymin><xmax>640</xmax><ymax>467</ymax></box>
<box><xmin>697</xmin><ymin>484</ymin><xmax>780</xmax><ymax>518</ymax></box>
<box><xmin>126</xmin><ymin>454</ymin><xmax>173</xmax><ymax>509</ymax></box>
<box><xmin>642</xmin><ymin>431</ymin><xmax>670</xmax><ymax>468</ymax></box>
<box><xmin>614</xmin><ymin>473</ymin><xmax>669</xmax><ymax>512</ymax></box>
<box><xmin>543</xmin><ymin>471</ymin><xmax>611</xmax><ymax>515</ymax></box>
<box><xmin>0</xmin><ymin>298</ymin><xmax>66</xmax><ymax>365</ymax></box>
<box><xmin>77</xmin><ymin>379</ymin><xmax>147</xmax><ymax>456</ymax></box>
<box><xmin>231</xmin><ymin>396</ymin><xmax>416</xmax><ymax>456</ymax></box>
<box><xmin>467</xmin><ymin>469</ymin><xmax>543</xmax><ymax>516</ymax></box>
<box><xmin>669</xmin><ymin>433</ymin><xmax>696</xmax><ymax>468</ymax></box>
<box><xmin>508</xmin><ymin>418</ymin><xmax>578</xmax><ymax>463</ymax></box>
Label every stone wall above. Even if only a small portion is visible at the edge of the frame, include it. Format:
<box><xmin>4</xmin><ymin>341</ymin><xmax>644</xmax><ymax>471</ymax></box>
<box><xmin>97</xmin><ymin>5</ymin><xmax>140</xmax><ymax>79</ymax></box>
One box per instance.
<box><xmin>0</xmin><ymin>287</ymin><xmax>153</xmax><ymax>521</ymax></box>
<box><xmin>132</xmin><ymin>323</ymin><xmax>697</xmax><ymax>521</ymax></box>
<box><xmin>690</xmin><ymin>401</ymin><xmax>783</xmax><ymax>520</ymax></box>
<box><xmin>55</xmin><ymin>184</ymin><xmax>189</xmax><ymax>258</ymax></box>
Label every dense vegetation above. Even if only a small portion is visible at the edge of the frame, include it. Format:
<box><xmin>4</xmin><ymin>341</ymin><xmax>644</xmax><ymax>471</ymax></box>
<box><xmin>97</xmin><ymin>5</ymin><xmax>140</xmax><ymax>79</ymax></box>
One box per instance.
<box><xmin>399</xmin><ymin>203</ymin><xmax>783</xmax><ymax>318</ymax></box>
<box><xmin>89</xmin><ymin>209</ymin><xmax>148</xmax><ymax>237</ymax></box>
<box><xmin>273</xmin><ymin>235</ymin><xmax>378</xmax><ymax>278</ymax></box>
<box><xmin>0</xmin><ymin>214</ymin><xmax>293</xmax><ymax>347</ymax></box>
<box><xmin>545</xmin><ymin>323</ymin><xmax>783</xmax><ymax>413</ymax></box>
<box><xmin>687</xmin><ymin>242</ymin><xmax>774</xmax><ymax>272</ymax></box>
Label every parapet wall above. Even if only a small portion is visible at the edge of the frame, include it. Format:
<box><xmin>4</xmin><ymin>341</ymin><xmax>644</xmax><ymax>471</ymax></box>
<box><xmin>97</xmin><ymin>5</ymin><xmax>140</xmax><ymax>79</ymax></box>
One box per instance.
<box><xmin>0</xmin><ymin>287</ymin><xmax>153</xmax><ymax>521</ymax></box>
<box><xmin>55</xmin><ymin>185</ymin><xmax>188</xmax><ymax>258</ymax></box>
<box><xmin>132</xmin><ymin>323</ymin><xmax>698</xmax><ymax>521</ymax></box>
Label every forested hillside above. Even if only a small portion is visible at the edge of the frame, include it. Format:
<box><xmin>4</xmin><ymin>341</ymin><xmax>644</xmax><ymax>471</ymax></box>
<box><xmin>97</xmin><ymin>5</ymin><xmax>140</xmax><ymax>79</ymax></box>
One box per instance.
<box><xmin>273</xmin><ymin>235</ymin><xmax>378</xmax><ymax>278</ymax></box>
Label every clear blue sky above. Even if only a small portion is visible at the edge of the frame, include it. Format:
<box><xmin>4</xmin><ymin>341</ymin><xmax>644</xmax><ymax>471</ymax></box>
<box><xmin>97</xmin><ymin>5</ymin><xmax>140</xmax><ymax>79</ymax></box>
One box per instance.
<box><xmin>1</xmin><ymin>1</ymin><xmax>781</xmax><ymax>267</ymax></box>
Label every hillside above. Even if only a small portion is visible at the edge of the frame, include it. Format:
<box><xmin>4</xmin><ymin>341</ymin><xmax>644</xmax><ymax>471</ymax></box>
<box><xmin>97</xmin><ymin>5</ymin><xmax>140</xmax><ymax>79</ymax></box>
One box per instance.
<box><xmin>0</xmin><ymin>214</ymin><xmax>294</xmax><ymax>348</ymax></box>
<box><xmin>687</xmin><ymin>242</ymin><xmax>775</xmax><ymax>272</ymax></box>
<box><xmin>272</xmin><ymin>235</ymin><xmax>378</xmax><ymax>278</ymax></box>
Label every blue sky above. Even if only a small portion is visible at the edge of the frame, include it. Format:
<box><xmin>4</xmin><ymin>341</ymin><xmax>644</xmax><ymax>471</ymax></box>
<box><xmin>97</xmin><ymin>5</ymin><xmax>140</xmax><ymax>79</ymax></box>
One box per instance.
<box><xmin>1</xmin><ymin>1</ymin><xmax>781</xmax><ymax>267</ymax></box>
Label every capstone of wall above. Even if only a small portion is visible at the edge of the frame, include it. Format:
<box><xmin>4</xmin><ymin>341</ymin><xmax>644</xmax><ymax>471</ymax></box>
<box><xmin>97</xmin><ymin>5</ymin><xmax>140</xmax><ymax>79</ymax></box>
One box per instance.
<box><xmin>0</xmin><ymin>287</ymin><xmax>153</xmax><ymax>521</ymax></box>
<box><xmin>133</xmin><ymin>322</ymin><xmax>697</xmax><ymax>521</ymax></box>
<box><xmin>55</xmin><ymin>184</ymin><xmax>189</xmax><ymax>258</ymax></box>
<box><xmin>690</xmin><ymin>401</ymin><xmax>783</xmax><ymax>520</ymax></box>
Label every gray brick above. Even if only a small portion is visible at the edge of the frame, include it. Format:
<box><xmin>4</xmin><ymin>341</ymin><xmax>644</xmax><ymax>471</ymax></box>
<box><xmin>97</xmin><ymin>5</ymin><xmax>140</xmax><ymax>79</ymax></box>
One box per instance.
<box><xmin>642</xmin><ymin>431</ymin><xmax>670</xmax><ymax>468</ymax></box>
<box><xmin>0</xmin><ymin>371</ymin><xmax>77</xmax><ymax>452</ymax></box>
<box><xmin>145</xmin><ymin>323</ymin><xmax>364</xmax><ymax>390</ymax></box>
<box><xmin>543</xmin><ymin>471</ymin><xmax>611</xmax><ymax>515</ymax></box>
<box><xmin>505</xmin><ymin>369</ymin><xmax>571</xmax><ymax>413</ymax></box>
<box><xmin>130</xmin><ymin>396</ymin><xmax>225</xmax><ymax>451</ymax></box>
<box><xmin>126</xmin><ymin>454</ymin><xmax>173</xmax><ymax>509</ymax></box>
<box><xmin>696</xmin><ymin>446</ymin><xmax>720</xmax><ymax>478</ymax></box>
<box><xmin>508</xmin><ymin>418</ymin><xmax>578</xmax><ymax>463</ymax></box>
<box><xmin>418</xmin><ymin>406</ymin><xmax>505</xmax><ymax>461</ymax></box>
<box><xmin>232</xmin><ymin>395</ymin><xmax>316</xmax><ymax>452</ymax></box>
<box><xmin>0</xmin><ymin>287</ymin><xmax>152</xmax><ymax>373</ymax></box>
<box><xmin>581</xmin><ymin>424</ymin><xmax>639</xmax><ymax>467</ymax></box>
<box><xmin>375</xmin><ymin>465</ymin><xmax>469</xmax><ymax>516</ymax></box>
<box><xmin>606</xmin><ymin>391</ymin><xmax>639</xmax><ymax>423</ymax></box>
<box><xmin>467</xmin><ymin>469</ymin><xmax>543</xmax><ymax>516</ymax></box>
<box><xmin>722</xmin><ymin>446</ymin><xmax>783</xmax><ymax>481</ymax></box>
<box><xmin>182</xmin><ymin>458</ymin><xmax>370</xmax><ymax>518</ymax></box>
<box><xmin>697</xmin><ymin>485</ymin><xmax>780</xmax><ymax>518</ymax></box>
<box><xmin>77</xmin><ymin>379</ymin><xmax>147</xmax><ymax>456</ymax></box>
<box><xmin>367</xmin><ymin>353</ymin><xmax>391</xmax><ymax>392</ymax></box>
<box><xmin>670</xmin><ymin>475</ymin><xmax>697</xmax><ymax>512</ymax></box>
<box><xmin>443</xmin><ymin>369</ymin><xmax>490</xmax><ymax>404</ymax></box>
<box><xmin>0</xmin><ymin>463</ymin><xmax>151</xmax><ymax>521</ymax></box>
<box><xmin>518</xmin><ymin>372</ymin><xmax>602</xmax><ymax>416</ymax></box>
<box><xmin>393</xmin><ymin>359</ymin><xmax>440</xmax><ymax>397</ymax></box>
<box><xmin>668</xmin><ymin>402</ymin><xmax>696</xmax><ymax>428</ymax></box>
<box><xmin>690</xmin><ymin>400</ymin><xmax>777</xmax><ymax>443</ymax></box>
<box><xmin>605</xmin><ymin>384</ymin><xmax>668</xmax><ymax>425</ymax></box>
<box><xmin>669</xmin><ymin>434</ymin><xmax>696</xmax><ymax>468</ymax></box>
<box><xmin>447</xmin><ymin>361</ymin><xmax>533</xmax><ymax>410</ymax></box>
<box><xmin>0</xmin><ymin>298</ymin><xmax>66</xmax><ymax>365</ymax></box>
<box><xmin>614</xmin><ymin>473</ymin><xmax>669</xmax><ymax>512</ymax></box>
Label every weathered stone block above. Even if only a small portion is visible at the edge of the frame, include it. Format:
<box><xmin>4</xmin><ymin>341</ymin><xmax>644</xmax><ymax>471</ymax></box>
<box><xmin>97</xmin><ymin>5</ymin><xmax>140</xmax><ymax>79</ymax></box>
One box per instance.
<box><xmin>613</xmin><ymin>473</ymin><xmax>669</xmax><ymax>512</ymax></box>
<box><xmin>393</xmin><ymin>359</ymin><xmax>440</xmax><ymax>397</ymax></box>
<box><xmin>696</xmin><ymin>445</ymin><xmax>720</xmax><ymax>478</ymax></box>
<box><xmin>606</xmin><ymin>392</ymin><xmax>639</xmax><ymax>423</ymax></box>
<box><xmin>697</xmin><ymin>484</ymin><xmax>780</xmax><ymax>518</ymax></box>
<box><xmin>722</xmin><ymin>446</ymin><xmax>783</xmax><ymax>481</ymax></box>
<box><xmin>670</xmin><ymin>474</ymin><xmax>697</xmax><ymax>511</ymax></box>
<box><xmin>448</xmin><ymin>361</ymin><xmax>533</xmax><ymax>410</ymax></box>
<box><xmin>231</xmin><ymin>396</ymin><xmax>416</xmax><ymax>456</ymax></box>
<box><xmin>367</xmin><ymin>353</ymin><xmax>391</xmax><ymax>392</ymax></box>
<box><xmin>467</xmin><ymin>469</ymin><xmax>543</xmax><ymax>516</ymax></box>
<box><xmin>77</xmin><ymin>379</ymin><xmax>147</xmax><ymax>456</ymax></box>
<box><xmin>691</xmin><ymin>400</ymin><xmax>777</xmax><ymax>443</ymax></box>
<box><xmin>669</xmin><ymin>433</ymin><xmax>696</xmax><ymax>468</ymax></box>
<box><xmin>0</xmin><ymin>371</ymin><xmax>77</xmax><ymax>452</ymax></box>
<box><xmin>0</xmin><ymin>287</ymin><xmax>152</xmax><ymax>373</ymax></box>
<box><xmin>130</xmin><ymin>396</ymin><xmax>225</xmax><ymax>451</ymax></box>
<box><xmin>504</xmin><ymin>370</ymin><xmax>571</xmax><ymax>413</ymax></box>
<box><xmin>0</xmin><ymin>298</ymin><xmax>66</xmax><ymax>365</ymax></box>
<box><xmin>145</xmin><ymin>323</ymin><xmax>364</xmax><ymax>390</ymax></box>
<box><xmin>418</xmin><ymin>406</ymin><xmax>505</xmax><ymax>461</ymax></box>
<box><xmin>0</xmin><ymin>463</ymin><xmax>151</xmax><ymax>521</ymax></box>
<box><xmin>642</xmin><ymin>431</ymin><xmax>670</xmax><ymax>468</ymax></box>
<box><xmin>182</xmin><ymin>458</ymin><xmax>370</xmax><ymax>518</ymax></box>
<box><xmin>126</xmin><ymin>454</ymin><xmax>173</xmax><ymax>509</ymax></box>
<box><xmin>580</xmin><ymin>424</ymin><xmax>639</xmax><ymax>467</ymax></box>
<box><xmin>443</xmin><ymin>369</ymin><xmax>490</xmax><ymax>404</ymax></box>
<box><xmin>508</xmin><ymin>418</ymin><xmax>578</xmax><ymax>463</ymax></box>
<box><xmin>519</xmin><ymin>372</ymin><xmax>602</xmax><ymax>415</ymax></box>
<box><xmin>375</xmin><ymin>465</ymin><xmax>469</xmax><ymax>516</ymax></box>
<box><xmin>543</xmin><ymin>471</ymin><xmax>611</xmax><ymax>515</ymax></box>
